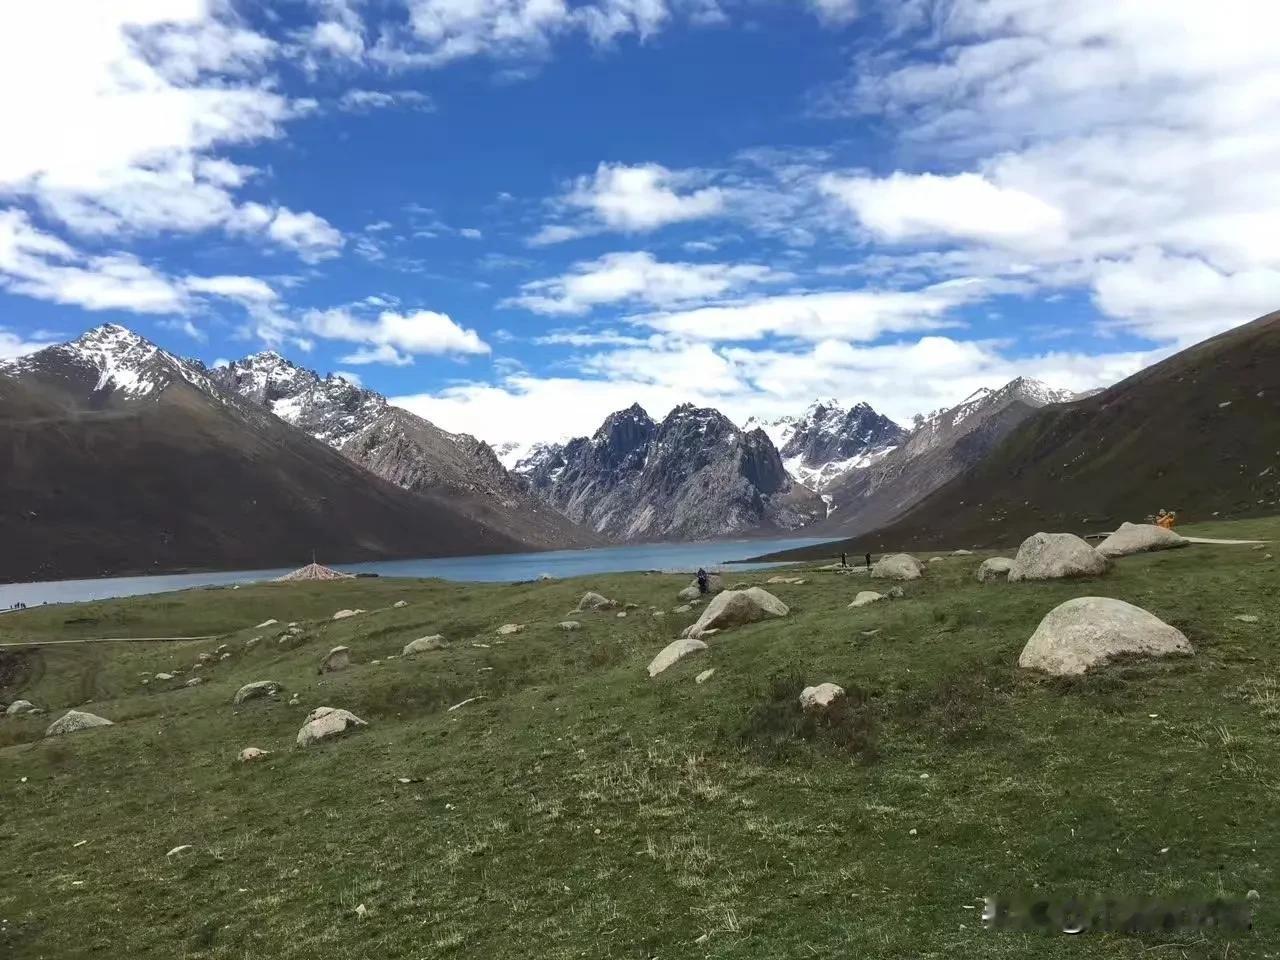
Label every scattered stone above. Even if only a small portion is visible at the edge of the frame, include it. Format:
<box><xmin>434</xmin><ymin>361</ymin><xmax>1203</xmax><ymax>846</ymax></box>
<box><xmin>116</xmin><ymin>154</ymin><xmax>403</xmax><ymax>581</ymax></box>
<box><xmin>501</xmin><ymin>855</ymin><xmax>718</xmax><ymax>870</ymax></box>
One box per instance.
<box><xmin>332</xmin><ymin>609</ymin><xmax>364</xmax><ymax>621</ymax></box>
<box><xmin>848</xmin><ymin>591</ymin><xmax>884</xmax><ymax>608</ymax></box>
<box><xmin>673</xmin><ymin>604</ymin><xmax>693</xmax><ymax>614</ymax></box>
<box><xmin>184</xmin><ymin>677</ymin><xmax>203</xmax><ymax>688</ymax></box>
<box><xmin>647</xmin><ymin>639</ymin><xmax>708</xmax><ymax>677</ymax></box>
<box><xmin>232</xmin><ymin>680</ymin><xmax>283</xmax><ymax>705</ymax></box>
<box><xmin>497</xmin><ymin>623</ymin><xmax>524</xmax><ymax>636</ymax></box>
<box><xmin>296</xmin><ymin>707</ymin><xmax>368</xmax><ymax>747</ymax></box>
<box><xmin>1018</xmin><ymin>597</ymin><xmax>1192</xmax><ymax>676</ymax></box>
<box><xmin>219</xmin><ymin>652</ymin><xmax>231</xmax><ymax>661</ymax></box>
<box><xmin>198</xmin><ymin>653</ymin><xmax>215</xmax><ymax>664</ymax></box>
<box><xmin>681</xmin><ymin>588</ymin><xmax>789</xmax><ymax>639</ymax></box>
<box><xmin>401</xmin><ymin>634</ymin><xmax>448</xmax><ymax>660</ymax></box>
<box><xmin>799</xmin><ymin>683</ymin><xmax>845</xmax><ymax>711</ymax></box>
<box><xmin>1008</xmin><ymin>532</ymin><xmax>1109</xmax><ymax>582</ymax></box>
<box><xmin>1096</xmin><ymin>521</ymin><xmax>1190</xmax><ymax>558</ymax></box>
<box><xmin>576</xmin><ymin>591</ymin><xmax>617</xmax><ymax>611</ymax></box>
<box><xmin>884</xmin><ymin>586</ymin><xmax>905</xmax><ymax>599</ymax></box>
<box><xmin>677</xmin><ymin>574</ymin><xmax>724</xmax><ymax>601</ymax></box>
<box><xmin>695</xmin><ymin>668</ymin><xmax>715</xmax><ymax>685</ymax></box>
<box><xmin>245</xmin><ymin>637</ymin><xmax>261</xmax><ymax>650</ymax></box>
<box><xmin>239</xmin><ymin>747</ymin><xmax>269</xmax><ymax>763</ymax></box>
<box><xmin>153</xmin><ymin>672</ymin><xmax>175</xmax><ymax>682</ymax></box>
<box><xmin>624</xmin><ymin>602</ymin><xmax>639</xmax><ymax>611</ymax></box>
<box><xmin>393</xmin><ymin>600</ymin><xmax>409</xmax><ymax>608</ymax></box>
<box><xmin>447</xmin><ymin>696</ymin><xmax>487</xmax><ymax>712</ymax></box>
<box><xmin>952</xmin><ymin>549</ymin><xmax>974</xmax><ymax>556</ymax></box>
<box><xmin>616</xmin><ymin>611</ymin><xmax>627</xmax><ymax>619</ymax></box>
<box><xmin>355</xmin><ymin>903</ymin><xmax>368</xmax><ymax>920</ymax></box>
<box><xmin>652</xmin><ymin>610</ymin><xmax>666</xmax><ymax>619</ymax></box>
<box><xmin>215</xmin><ymin>644</ymin><xmax>229</xmax><ymax>654</ymax></box>
<box><xmin>871</xmin><ymin>554</ymin><xmax>925</xmax><ymax>581</ymax></box>
<box><xmin>766</xmin><ymin>575</ymin><xmax>807</xmax><ymax>585</ymax></box>
<box><xmin>5</xmin><ymin>699</ymin><xmax>36</xmax><ymax>716</ymax></box>
<box><xmin>288</xmin><ymin>695</ymin><xmax>300</xmax><ymax>706</ymax></box>
<box><xmin>320</xmin><ymin>646</ymin><xmax>351</xmax><ymax>673</ymax></box>
<box><xmin>861</xmin><ymin>629</ymin><xmax>881</xmax><ymax>637</ymax></box>
<box><xmin>976</xmin><ymin>557</ymin><xmax>1014</xmax><ymax>583</ymax></box>
<box><xmin>1235</xmin><ymin>615</ymin><xmax>1259</xmax><ymax>624</ymax></box>
<box><xmin>557</xmin><ymin>621</ymin><xmax>582</xmax><ymax>632</ymax></box>
<box><xmin>928</xmin><ymin>557</ymin><xmax>944</xmax><ymax>564</ymax></box>
<box><xmin>254</xmin><ymin>619</ymin><xmax>278</xmax><ymax>629</ymax></box>
<box><xmin>166</xmin><ymin>845</ymin><xmax>193</xmax><ymax>858</ymax></box>
<box><xmin>45</xmin><ymin>710</ymin><xmax>113</xmax><ymax>737</ymax></box>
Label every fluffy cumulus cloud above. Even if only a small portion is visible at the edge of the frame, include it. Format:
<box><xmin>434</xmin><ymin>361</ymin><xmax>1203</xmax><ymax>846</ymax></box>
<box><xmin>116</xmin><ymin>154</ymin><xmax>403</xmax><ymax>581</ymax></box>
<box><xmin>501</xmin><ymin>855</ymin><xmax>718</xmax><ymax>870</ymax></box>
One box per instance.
<box><xmin>506</xmin><ymin>251</ymin><xmax>788</xmax><ymax>315</ymax></box>
<box><xmin>531</xmin><ymin>163</ymin><xmax>725</xmax><ymax>244</ymax></box>
<box><xmin>337</xmin><ymin>88</ymin><xmax>435</xmax><ymax>112</ymax></box>
<box><xmin>820</xmin><ymin>0</ymin><xmax>1280</xmax><ymax>344</ymax></box>
<box><xmin>304</xmin><ymin>306</ymin><xmax>492</xmax><ymax>365</ymax></box>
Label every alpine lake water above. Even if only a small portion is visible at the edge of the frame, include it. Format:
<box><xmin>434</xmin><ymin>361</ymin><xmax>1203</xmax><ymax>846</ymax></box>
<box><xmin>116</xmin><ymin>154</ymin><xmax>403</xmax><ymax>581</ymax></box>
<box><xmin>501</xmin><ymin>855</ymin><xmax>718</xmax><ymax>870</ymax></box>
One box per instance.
<box><xmin>0</xmin><ymin>536</ymin><xmax>834</xmax><ymax>607</ymax></box>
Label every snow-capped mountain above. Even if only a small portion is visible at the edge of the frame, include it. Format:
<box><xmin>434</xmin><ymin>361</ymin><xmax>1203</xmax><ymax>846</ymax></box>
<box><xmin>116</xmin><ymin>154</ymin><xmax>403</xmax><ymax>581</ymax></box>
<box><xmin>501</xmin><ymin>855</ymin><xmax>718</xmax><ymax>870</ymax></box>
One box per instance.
<box><xmin>211</xmin><ymin>352</ymin><xmax>595</xmax><ymax>550</ymax></box>
<box><xmin>814</xmin><ymin>376</ymin><xmax>1081</xmax><ymax>537</ymax></box>
<box><xmin>0</xmin><ymin>323</ymin><xmax>221</xmax><ymax>402</ymax></box>
<box><xmin>516</xmin><ymin>403</ymin><xmax>824</xmax><ymax>540</ymax></box>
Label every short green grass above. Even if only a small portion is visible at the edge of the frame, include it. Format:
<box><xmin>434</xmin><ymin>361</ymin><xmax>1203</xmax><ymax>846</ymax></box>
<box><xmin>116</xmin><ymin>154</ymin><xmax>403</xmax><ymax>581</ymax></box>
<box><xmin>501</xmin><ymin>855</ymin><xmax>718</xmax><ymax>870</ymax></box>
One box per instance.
<box><xmin>1</xmin><ymin>519</ymin><xmax>1277</xmax><ymax>959</ymax></box>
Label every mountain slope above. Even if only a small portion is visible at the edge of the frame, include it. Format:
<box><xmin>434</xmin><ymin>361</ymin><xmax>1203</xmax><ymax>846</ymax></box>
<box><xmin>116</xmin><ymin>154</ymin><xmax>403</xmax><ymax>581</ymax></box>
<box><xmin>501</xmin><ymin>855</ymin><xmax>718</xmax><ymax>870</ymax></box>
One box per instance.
<box><xmin>810</xmin><ymin>377</ymin><xmax>1078</xmax><ymax>538</ymax></box>
<box><xmin>0</xmin><ymin>326</ymin><xmax>530</xmax><ymax>582</ymax></box>
<box><xmin>212</xmin><ymin>353</ymin><xmax>595</xmax><ymax>550</ymax></box>
<box><xmin>518</xmin><ymin>403</ymin><xmax>825</xmax><ymax>540</ymax></box>
<box><xmin>767</xmin><ymin>399</ymin><xmax>904</xmax><ymax>492</ymax></box>
<box><xmin>767</xmin><ymin>310</ymin><xmax>1280</xmax><ymax>557</ymax></box>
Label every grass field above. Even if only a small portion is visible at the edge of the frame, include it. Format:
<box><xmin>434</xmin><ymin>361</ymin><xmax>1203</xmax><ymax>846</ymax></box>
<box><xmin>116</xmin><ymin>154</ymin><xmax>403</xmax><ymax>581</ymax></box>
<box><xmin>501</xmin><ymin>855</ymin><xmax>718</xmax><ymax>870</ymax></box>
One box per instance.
<box><xmin>1</xmin><ymin>518</ymin><xmax>1277</xmax><ymax>958</ymax></box>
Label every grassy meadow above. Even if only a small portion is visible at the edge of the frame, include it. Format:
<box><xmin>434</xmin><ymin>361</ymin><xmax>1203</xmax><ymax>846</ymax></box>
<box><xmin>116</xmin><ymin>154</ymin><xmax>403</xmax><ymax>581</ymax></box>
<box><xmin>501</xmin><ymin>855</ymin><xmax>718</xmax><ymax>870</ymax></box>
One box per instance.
<box><xmin>1</xmin><ymin>517</ymin><xmax>1278</xmax><ymax>958</ymax></box>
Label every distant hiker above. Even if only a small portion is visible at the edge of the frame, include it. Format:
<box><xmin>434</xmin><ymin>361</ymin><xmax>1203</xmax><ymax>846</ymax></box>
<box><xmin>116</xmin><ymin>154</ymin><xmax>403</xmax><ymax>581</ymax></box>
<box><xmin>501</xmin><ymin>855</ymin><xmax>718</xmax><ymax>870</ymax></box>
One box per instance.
<box><xmin>865</xmin><ymin>552</ymin><xmax>873</xmax><ymax>570</ymax></box>
<box><xmin>696</xmin><ymin>568</ymin><xmax>710</xmax><ymax>595</ymax></box>
<box><xmin>840</xmin><ymin>552</ymin><xmax>847</xmax><ymax>568</ymax></box>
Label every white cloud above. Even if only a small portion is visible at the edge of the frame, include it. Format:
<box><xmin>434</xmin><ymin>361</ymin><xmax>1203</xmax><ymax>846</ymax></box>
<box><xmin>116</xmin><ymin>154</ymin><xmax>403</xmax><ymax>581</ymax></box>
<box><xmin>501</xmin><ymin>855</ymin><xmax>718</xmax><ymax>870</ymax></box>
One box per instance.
<box><xmin>507</xmin><ymin>251</ymin><xmax>788</xmax><ymax>315</ymax></box>
<box><xmin>459</xmin><ymin>227</ymin><xmax>483</xmax><ymax>239</ymax></box>
<box><xmin>820</xmin><ymin>171</ymin><xmax>1066</xmax><ymax>247</ymax></box>
<box><xmin>533</xmin><ymin>162</ymin><xmax>724</xmax><ymax>243</ymax></box>
<box><xmin>0</xmin><ymin>326</ymin><xmax>58</xmax><ymax>360</ymax></box>
<box><xmin>639</xmin><ymin>277</ymin><xmax>1001</xmax><ymax>343</ymax></box>
<box><xmin>305</xmin><ymin>306</ymin><xmax>492</xmax><ymax>363</ymax></box>
<box><xmin>182</xmin><ymin>275</ymin><xmax>278</xmax><ymax>303</ymax></box>
<box><xmin>808</xmin><ymin>0</ymin><xmax>858</xmax><ymax>25</ymax></box>
<box><xmin>393</xmin><ymin>332</ymin><xmax>1158</xmax><ymax>446</ymax></box>
<box><xmin>333</xmin><ymin>369</ymin><xmax>364</xmax><ymax>386</ymax></box>
<box><xmin>337</xmin><ymin>88</ymin><xmax>434</xmax><ymax>112</ymax></box>
<box><xmin>835</xmin><ymin>0</ymin><xmax>1280</xmax><ymax>343</ymax></box>
<box><xmin>233</xmin><ymin>204</ymin><xmax>344</xmax><ymax>262</ymax></box>
<box><xmin>310</xmin><ymin>20</ymin><xmax>366</xmax><ymax>59</ymax></box>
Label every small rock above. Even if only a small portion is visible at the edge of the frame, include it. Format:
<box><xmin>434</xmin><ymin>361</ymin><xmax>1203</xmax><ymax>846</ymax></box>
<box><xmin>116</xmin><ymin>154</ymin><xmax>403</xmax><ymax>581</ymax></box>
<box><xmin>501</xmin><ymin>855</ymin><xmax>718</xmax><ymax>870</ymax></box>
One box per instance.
<box><xmin>496</xmin><ymin>623</ymin><xmax>524</xmax><ymax>636</ymax></box>
<box><xmin>557</xmin><ymin>622</ymin><xmax>581</xmax><ymax>632</ymax></box>
<box><xmin>647</xmin><ymin>639</ymin><xmax>708</xmax><ymax>677</ymax></box>
<box><xmin>232</xmin><ymin>680</ymin><xmax>283</xmax><ymax>705</ymax></box>
<box><xmin>245</xmin><ymin>636</ymin><xmax>261</xmax><ymax>650</ymax></box>
<box><xmin>1235</xmin><ymin>615</ymin><xmax>1259</xmax><ymax>624</ymax></box>
<box><xmin>624</xmin><ymin>603</ymin><xmax>639</xmax><ymax>611</ymax></box>
<box><xmin>45</xmin><ymin>710</ymin><xmax>113</xmax><ymax>737</ymax></box>
<box><xmin>403</xmin><ymin>635</ymin><xmax>446</xmax><ymax>656</ymax></box>
<box><xmin>576</xmin><ymin>591</ymin><xmax>616</xmax><ymax>611</ymax></box>
<box><xmin>219</xmin><ymin>652</ymin><xmax>231</xmax><ymax>661</ymax></box>
<box><xmin>296</xmin><ymin>707</ymin><xmax>368</xmax><ymax>747</ymax></box>
<box><xmin>1247</xmin><ymin>889</ymin><xmax>1260</xmax><ymax>901</ymax></box>
<box><xmin>447</xmin><ymin>696</ymin><xmax>487</xmax><ymax>712</ymax></box>
<box><xmin>652</xmin><ymin>611</ymin><xmax>666</xmax><ymax>619</ymax></box>
<box><xmin>355</xmin><ymin>903</ymin><xmax>368</xmax><ymax>919</ymax></box>
<box><xmin>848</xmin><ymin>591</ymin><xmax>883</xmax><ymax>608</ymax></box>
<box><xmin>166</xmin><ymin>845</ymin><xmax>193</xmax><ymax>858</ymax></box>
<box><xmin>184</xmin><ymin>677</ymin><xmax>204</xmax><ymax>688</ymax></box>
<box><xmin>976</xmin><ymin>557</ymin><xmax>1014</xmax><ymax>582</ymax></box>
<box><xmin>154</xmin><ymin>672</ymin><xmax>174</xmax><ymax>682</ymax></box>
<box><xmin>5</xmin><ymin>699</ymin><xmax>36</xmax><ymax>716</ymax></box>
<box><xmin>952</xmin><ymin>549</ymin><xmax>974</xmax><ymax>556</ymax></box>
<box><xmin>884</xmin><ymin>586</ymin><xmax>905</xmax><ymax>599</ymax></box>
<box><xmin>332</xmin><ymin>609</ymin><xmax>364</xmax><ymax>621</ymax></box>
<box><xmin>799</xmin><ymin>683</ymin><xmax>845</xmax><ymax>710</ymax></box>
<box><xmin>393</xmin><ymin>600</ymin><xmax>409</xmax><ymax>608</ymax></box>
<box><xmin>320</xmin><ymin>646</ymin><xmax>352</xmax><ymax>672</ymax></box>
<box><xmin>239</xmin><ymin>747</ymin><xmax>269</xmax><ymax>763</ymax></box>
<box><xmin>673</xmin><ymin>604</ymin><xmax>692</xmax><ymax>614</ymax></box>
<box><xmin>909</xmin><ymin>828</ymin><xmax>918</xmax><ymax>836</ymax></box>
<box><xmin>616</xmin><ymin>611</ymin><xmax>627</xmax><ymax>619</ymax></box>
<box><xmin>254</xmin><ymin>619</ymin><xmax>278</xmax><ymax>629</ymax></box>
<box><xmin>695</xmin><ymin>668</ymin><xmax>715</xmax><ymax>685</ymax></box>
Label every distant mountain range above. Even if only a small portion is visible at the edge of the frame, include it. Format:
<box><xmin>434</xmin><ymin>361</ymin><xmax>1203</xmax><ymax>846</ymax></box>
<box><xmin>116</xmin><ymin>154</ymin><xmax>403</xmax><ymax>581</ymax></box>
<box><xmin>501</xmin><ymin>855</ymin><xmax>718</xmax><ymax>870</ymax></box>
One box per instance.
<box><xmin>0</xmin><ymin>326</ymin><xmax>537</xmax><ymax>582</ymax></box>
<box><xmin>514</xmin><ymin>403</ymin><xmax>825</xmax><ymax>540</ymax></box>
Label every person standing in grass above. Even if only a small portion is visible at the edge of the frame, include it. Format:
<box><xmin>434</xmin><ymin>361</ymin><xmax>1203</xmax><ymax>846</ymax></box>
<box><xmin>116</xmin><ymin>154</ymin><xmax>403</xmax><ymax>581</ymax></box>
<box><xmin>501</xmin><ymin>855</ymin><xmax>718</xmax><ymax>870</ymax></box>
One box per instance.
<box><xmin>865</xmin><ymin>552</ymin><xmax>872</xmax><ymax>570</ymax></box>
<box><xmin>840</xmin><ymin>552</ymin><xmax>847</xmax><ymax>568</ymax></box>
<box><xmin>696</xmin><ymin>568</ymin><xmax>710</xmax><ymax>595</ymax></box>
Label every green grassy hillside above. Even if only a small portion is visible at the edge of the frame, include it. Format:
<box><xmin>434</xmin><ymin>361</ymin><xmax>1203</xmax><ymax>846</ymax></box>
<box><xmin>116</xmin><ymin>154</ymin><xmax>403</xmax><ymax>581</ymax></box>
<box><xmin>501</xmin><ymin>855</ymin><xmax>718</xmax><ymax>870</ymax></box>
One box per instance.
<box><xmin>2</xmin><ymin>521</ymin><xmax>1278</xmax><ymax>958</ymax></box>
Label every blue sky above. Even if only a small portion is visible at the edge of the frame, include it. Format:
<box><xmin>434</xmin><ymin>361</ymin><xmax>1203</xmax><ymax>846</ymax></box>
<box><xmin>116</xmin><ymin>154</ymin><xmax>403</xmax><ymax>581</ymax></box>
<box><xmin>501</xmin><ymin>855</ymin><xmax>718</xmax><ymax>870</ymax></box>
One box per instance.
<box><xmin>2</xmin><ymin>0</ymin><xmax>1278</xmax><ymax>448</ymax></box>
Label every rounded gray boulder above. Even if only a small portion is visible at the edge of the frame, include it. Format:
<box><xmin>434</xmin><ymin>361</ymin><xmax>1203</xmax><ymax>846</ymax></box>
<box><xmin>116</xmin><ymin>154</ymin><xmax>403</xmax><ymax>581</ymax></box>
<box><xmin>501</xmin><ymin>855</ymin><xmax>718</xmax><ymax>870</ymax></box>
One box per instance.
<box><xmin>976</xmin><ymin>557</ymin><xmax>1014</xmax><ymax>582</ymax></box>
<box><xmin>233</xmin><ymin>680</ymin><xmax>283</xmax><ymax>705</ymax></box>
<box><xmin>1018</xmin><ymin>597</ymin><xmax>1192</xmax><ymax>676</ymax></box>
<box><xmin>1008</xmin><ymin>533</ymin><xmax>1109</xmax><ymax>582</ymax></box>
<box><xmin>681</xmin><ymin>587</ymin><xmax>788</xmax><ymax>639</ymax></box>
<box><xmin>871</xmin><ymin>554</ymin><xmax>925</xmax><ymax>581</ymax></box>
<box><xmin>45</xmin><ymin>710</ymin><xmax>113</xmax><ymax>737</ymax></box>
<box><xmin>1096</xmin><ymin>522</ymin><xmax>1190</xmax><ymax>558</ymax></box>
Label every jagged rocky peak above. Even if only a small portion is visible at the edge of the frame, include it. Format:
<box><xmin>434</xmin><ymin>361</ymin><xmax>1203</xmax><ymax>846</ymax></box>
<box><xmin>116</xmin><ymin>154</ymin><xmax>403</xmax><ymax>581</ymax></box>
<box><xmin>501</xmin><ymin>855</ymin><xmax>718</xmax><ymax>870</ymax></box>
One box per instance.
<box><xmin>3</xmin><ymin>322</ymin><xmax>215</xmax><ymax>400</ymax></box>
<box><xmin>590</xmin><ymin>403</ymin><xmax>657</xmax><ymax>468</ymax></box>
<box><xmin>780</xmin><ymin>398</ymin><xmax>905</xmax><ymax>468</ymax></box>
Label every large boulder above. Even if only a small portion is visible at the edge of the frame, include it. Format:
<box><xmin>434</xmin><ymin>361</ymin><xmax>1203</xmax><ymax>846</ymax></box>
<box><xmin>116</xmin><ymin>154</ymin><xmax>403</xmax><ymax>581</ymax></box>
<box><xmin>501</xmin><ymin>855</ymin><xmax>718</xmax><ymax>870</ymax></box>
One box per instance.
<box><xmin>402</xmin><ymin>635</ymin><xmax>446</xmax><ymax>656</ymax></box>
<box><xmin>296</xmin><ymin>707</ymin><xmax>368</xmax><ymax>747</ymax></box>
<box><xmin>233</xmin><ymin>680</ymin><xmax>283</xmax><ymax>705</ymax></box>
<box><xmin>1008</xmin><ymin>533</ymin><xmax>1109</xmax><ymax>581</ymax></box>
<box><xmin>5</xmin><ymin>699</ymin><xmax>36</xmax><ymax>716</ymax></box>
<box><xmin>1097</xmin><ymin>521</ymin><xmax>1190</xmax><ymax>558</ymax></box>
<box><xmin>799</xmin><ymin>683</ymin><xmax>845</xmax><ymax>711</ymax></box>
<box><xmin>1018</xmin><ymin>597</ymin><xmax>1192</xmax><ymax>676</ymax></box>
<box><xmin>976</xmin><ymin>557</ymin><xmax>1014</xmax><ymax>583</ymax></box>
<box><xmin>647</xmin><ymin>639</ymin><xmax>708</xmax><ymax>678</ymax></box>
<box><xmin>320</xmin><ymin>646</ymin><xmax>351</xmax><ymax>673</ymax></box>
<box><xmin>677</xmin><ymin>574</ymin><xmax>724</xmax><ymax>601</ymax></box>
<box><xmin>45</xmin><ymin>710</ymin><xmax>113</xmax><ymax>737</ymax></box>
<box><xmin>848</xmin><ymin>591</ymin><xmax>884</xmax><ymax>608</ymax></box>
<box><xmin>576</xmin><ymin>592</ymin><xmax>616</xmax><ymax>611</ymax></box>
<box><xmin>681</xmin><ymin>588</ymin><xmax>789</xmax><ymax>639</ymax></box>
<box><xmin>871</xmin><ymin>554</ymin><xmax>925</xmax><ymax>581</ymax></box>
